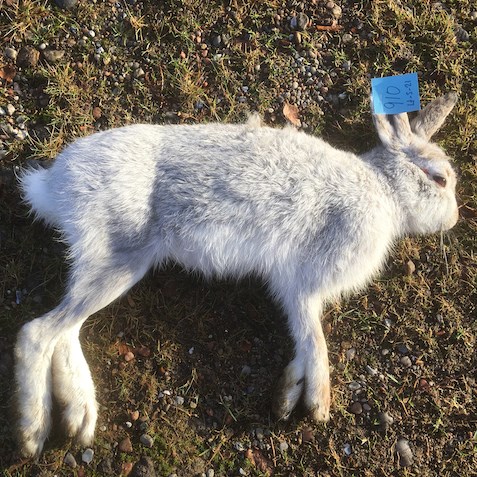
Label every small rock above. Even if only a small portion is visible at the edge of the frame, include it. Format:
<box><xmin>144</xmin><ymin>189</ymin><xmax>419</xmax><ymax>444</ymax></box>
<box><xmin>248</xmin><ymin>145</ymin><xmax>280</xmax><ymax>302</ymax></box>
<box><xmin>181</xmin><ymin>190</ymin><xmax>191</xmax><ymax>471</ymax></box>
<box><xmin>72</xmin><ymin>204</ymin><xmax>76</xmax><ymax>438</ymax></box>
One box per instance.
<box><xmin>17</xmin><ymin>46</ymin><xmax>40</xmax><ymax>68</ymax></box>
<box><xmin>345</xmin><ymin>348</ymin><xmax>356</xmax><ymax>360</ymax></box>
<box><xmin>6</xmin><ymin>104</ymin><xmax>15</xmax><ymax>116</ymax></box>
<box><xmin>396</xmin><ymin>343</ymin><xmax>409</xmax><ymax>355</ymax></box>
<box><xmin>124</xmin><ymin>351</ymin><xmax>135</xmax><ymax>362</ymax></box>
<box><xmin>378</xmin><ymin>411</ymin><xmax>394</xmax><ymax>432</ymax></box>
<box><xmin>471</xmin><ymin>11</ymin><xmax>477</xmax><ymax>21</ymax></box>
<box><xmin>92</xmin><ymin>106</ymin><xmax>102</xmax><ymax>120</ymax></box>
<box><xmin>211</xmin><ymin>35</ymin><xmax>221</xmax><ymax>48</ymax></box>
<box><xmin>134</xmin><ymin>68</ymin><xmax>145</xmax><ymax>78</ymax></box>
<box><xmin>396</xmin><ymin>438</ymin><xmax>413</xmax><ymax>467</ymax></box>
<box><xmin>404</xmin><ymin>259</ymin><xmax>416</xmax><ymax>275</ymax></box>
<box><xmin>43</xmin><ymin>49</ymin><xmax>65</xmax><ymax>63</ymax></box>
<box><xmin>348</xmin><ymin>381</ymin><xmax>361</xmax><ymax>391</ymax></box>
<box><xmin>362</xmin><ymin>402</ymin><xmax>372</xmax><ymax>412</ymax></box>
<box><xmin>175</xmin><ymin>395</ymin><xmax>185</xmax><ymax>406</ymax></box>
<box><xmin>241</xmin><ymin>365</ymin><xmax>251</xmax><ymax>376</ymax></box>
<box><xmin>54</xmin><ymin>0</ymin><xmax>77</xmax><ymax>9</ymax></box>
<box><xmin>332</xmin><ymin>5</ymin><xmax>343</xmax><ymax>18</ymax></box>
<box><xmin>82</xmin><ymin>448</ymin><xmax>94</xmax><ymax>464</ymax></box>
<box><xmin>343</xmin><ymin>443</ymin><xmax>352</xmax><ymax>456</ymax></box>
<box><xmin>130</xmin><ymin>456</ymin><xmax>156</xmax><ymax>477</ymax></box>
<box><xmin>342</xmin><ymin>33</ymin><xmax>353</xmax><ymax>44</ymax></box>
<box><xmin>119</xmin><ymin>437</ymin><xmax>133</xmax><ymax>453</ymax></box>
<box><xmin>301</xmin><ymin>427</ymin><xmax>314</xmax><ymax>443</ymax></box>
<box><xmin>279</xmin><ymin>440</ymin><xmax>288</xmax><ymax>453</ymax></box>
<box><xmin>4</xmin><ymin>47</ymin><xmax>18</xmax><ymax>61</ymax></box>
<box><xmin>140</xmin><ymin>434</ymin><xmax>154</xmax><ymax>448</ymax></box>
<box><xmin>206</xmin><ymin>470</ymin><xmax>214</xmax><ymax>477</ymax></box>
<box><xmin>290</xmin><ymin>12</ymin><xmax>309</xmax><ymax>31</ymax></box>
<box><xmin>99</xmin><ymin>458</ymin><xmax>114</xmax><ymax>474</ymax></box>
<box><xmin>64</xmin><ymin>452</ymin><xmax>77</xmax><ymax>468</ymax></box>
<box><xmin>255</xmin><ymin>428</ymin><xmax>264</xmax><ymax>441</ymax></box>
<box><xmin>122</xmin><ymin>462</ymin><xmax>134</xmax><ymax>475</ymax></box>
<box><xmin>130</xmin><ymin>410</ymin><xmax>140</xmax><ymax>421</ymax></box>
<box><xmin>348</xmin><ymin>401</ymin><xmax>363</xmax><ymax>415</ymax></box>
<box><xmin>455</xmin><ymin>26</ymin><xmax>470</xmax><ymax>42</ymax></box>
<box><xmin>400</xmin><ymin>356</ymin><xmax>412</xmax><ymax>368</ymax></box>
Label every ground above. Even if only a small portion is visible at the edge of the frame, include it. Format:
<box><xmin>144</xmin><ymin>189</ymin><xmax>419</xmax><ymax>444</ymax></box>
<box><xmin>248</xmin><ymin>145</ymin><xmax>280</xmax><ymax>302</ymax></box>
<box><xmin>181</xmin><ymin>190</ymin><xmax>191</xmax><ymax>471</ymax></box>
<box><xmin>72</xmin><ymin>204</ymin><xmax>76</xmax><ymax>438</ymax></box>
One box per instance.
<box><xmin>0</xmin><ymin>0</ymin><xmax>476</xmax><ymax>476</ymax></box>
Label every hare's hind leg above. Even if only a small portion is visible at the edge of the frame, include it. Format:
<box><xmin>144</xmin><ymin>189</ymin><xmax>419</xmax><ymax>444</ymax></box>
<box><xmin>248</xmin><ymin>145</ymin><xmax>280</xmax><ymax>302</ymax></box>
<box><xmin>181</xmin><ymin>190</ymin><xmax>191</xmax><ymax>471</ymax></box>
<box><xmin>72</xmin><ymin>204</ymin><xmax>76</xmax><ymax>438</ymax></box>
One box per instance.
<box><xmin>273</xmin><ymin>293</ymin><xmax>330</xmax><ymax>422</ymax></box>
<box><xmin>15</xmin><ymin>253</ymin><xmax>152</xmax><ymax>457</ymax></box>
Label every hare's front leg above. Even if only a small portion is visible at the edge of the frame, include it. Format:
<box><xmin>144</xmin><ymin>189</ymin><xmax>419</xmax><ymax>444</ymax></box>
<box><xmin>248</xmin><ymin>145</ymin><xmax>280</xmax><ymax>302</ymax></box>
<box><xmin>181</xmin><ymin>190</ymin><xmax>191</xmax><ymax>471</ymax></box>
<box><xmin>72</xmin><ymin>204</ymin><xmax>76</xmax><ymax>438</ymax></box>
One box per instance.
<box><xmin>52</xmin><ymin>324</ymin><xmax>98</xmax><ymax>447</ymax></box>
<box><xmin>273</xmin><ymin>293</ymin><xmax>330</xmax><ymax>421</ymax></box>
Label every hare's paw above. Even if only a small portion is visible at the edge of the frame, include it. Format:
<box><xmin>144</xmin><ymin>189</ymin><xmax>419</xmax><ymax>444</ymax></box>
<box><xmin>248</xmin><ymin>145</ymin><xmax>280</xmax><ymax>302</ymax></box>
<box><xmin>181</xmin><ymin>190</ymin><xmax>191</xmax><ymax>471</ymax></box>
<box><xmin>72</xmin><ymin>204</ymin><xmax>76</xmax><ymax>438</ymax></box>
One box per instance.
<box><xmin>272</xmin><ymin>358</ymin><xmax>305</xmax><ymax>420</ymax></box>
<box><xmin>15</xmin><ymin>319</ymin><xmax>55</xmax><ymax>457</ymax></box>
<box><xmin>52</xmin><ymin>335</ymin><xmax>98</xmax><ymax>446</ymax></box>
<box><xmin>17</xmin><ymin>397</ymin><xmax>52</xmax><ymax>458</ymax></box>
<box><xmin>62</xmin><ymin>395</ymin><xmax>98</xmax><ymax>446</ymax></box>
<box><xmin>303</xmin><ymin>358</ymin><xmax>331</xmax><ymax>422</ymax></box>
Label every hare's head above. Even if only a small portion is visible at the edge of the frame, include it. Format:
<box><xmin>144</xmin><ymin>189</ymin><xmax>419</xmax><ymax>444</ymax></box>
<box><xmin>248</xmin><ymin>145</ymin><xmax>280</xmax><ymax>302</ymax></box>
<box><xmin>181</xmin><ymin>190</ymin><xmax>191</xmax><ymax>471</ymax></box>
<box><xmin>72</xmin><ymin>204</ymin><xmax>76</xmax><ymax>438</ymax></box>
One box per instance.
<box><xmin>373</xmin><ymin>93</ymin><xmax>459</xmax><ymax>235</ymax></box>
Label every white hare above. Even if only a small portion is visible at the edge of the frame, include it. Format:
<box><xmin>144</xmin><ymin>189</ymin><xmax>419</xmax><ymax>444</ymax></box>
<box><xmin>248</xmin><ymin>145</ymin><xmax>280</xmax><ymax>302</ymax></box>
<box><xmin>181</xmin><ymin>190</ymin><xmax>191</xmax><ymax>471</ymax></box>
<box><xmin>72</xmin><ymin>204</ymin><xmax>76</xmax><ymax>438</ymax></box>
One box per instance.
<box><xmin>15</xmin><ymin>93</ymin><xmax>458</xmax><ymax>457</ymax></box>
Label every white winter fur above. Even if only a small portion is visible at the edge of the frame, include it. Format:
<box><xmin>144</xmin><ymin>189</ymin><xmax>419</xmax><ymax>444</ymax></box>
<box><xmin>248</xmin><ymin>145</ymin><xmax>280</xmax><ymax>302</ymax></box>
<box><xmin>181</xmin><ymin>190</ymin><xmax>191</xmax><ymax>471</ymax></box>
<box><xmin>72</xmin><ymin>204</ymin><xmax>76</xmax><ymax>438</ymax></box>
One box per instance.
<box><xmin>15</xmin><ymin>94</ymin><xmax>459</xmax><ymax>457</ymax></box>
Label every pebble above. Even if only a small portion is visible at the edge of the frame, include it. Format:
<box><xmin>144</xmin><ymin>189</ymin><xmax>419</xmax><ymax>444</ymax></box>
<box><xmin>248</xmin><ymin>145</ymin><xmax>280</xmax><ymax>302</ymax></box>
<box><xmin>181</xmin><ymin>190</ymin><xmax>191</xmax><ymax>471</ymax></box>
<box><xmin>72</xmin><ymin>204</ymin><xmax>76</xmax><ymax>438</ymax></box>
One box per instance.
<box><xmin>346</xmin><ymin>348</ymin><xmax>356</xmax><ymax>360</ymax></box>
<box><xmin>455</xmin><ymin>26</ymin><xmax>470</xmax><ymax>42</ymax></box>
<box><xmin>343</xmin><ymin>443</ymin><xmax>352</xmax><ymax>456</ymax></box>
<box><xmin>255</xmin><ymin>428</ymin><xmax>264</xmax><ymax>441</ymax></box>
<box><xmin>99</xmin><ymin>458</ymin><xmax>114</xmax><ymax>474</ymax></box>
<box><xmin>4</xmin><ymin>47</ymin><xmax>18</xmax><ymax>61</ymax></box>
<box><xmin>140</xmin><ymin>434</ymin><xmax>154</xmax><ymax>448</ymax></box>
<box><xmin>119</xmin><ymin>436</ymin><xmax>133</xmax><ymax>453</ymax></box>
<box><xmin>241</xmin><ymin>365</ymin><xmax>252</xmax><ymax>376</ymax></box>
<box><xmin>471</xmin><ymin>11</ymin><xmax>477</xmax><ymax>21</ymax></box>
<box><xmin>290</xmin><ymin>12</ymin><xmax>309</xmax><ymax>31</ymax></box>
<box><xmin>175</xmin><ymin>395</ymin><xmax>185</xmax><ymax>405</ymax></box>
<box><xmin>349</xmin><ymin>401</ymin><xmax>363</xmax><ymax>415</ymax></box>
<box><xmin>396</xmin><ymin>343</ymin><xmax>409</xmax><ymax>355</ymax></box>
<box><xmin>206</xmin><ymin>470</ymin><xmax>215</xmax><ymax>477</ymax></box>
<box><xmin>378</xmin><ymin>411</ymin><xmax>394</xmax><ymax>432</ymax></box>
<box><xmin>130</xmin><ymin>456</ymin><xmax>156</xmax><ymax>477</ymax></box>
<box><xmin>124</xmin><ymin>351</ymin><xmax>135</xmax><ymax>362</ymax></box>
<box><xmin>404</xmin><ymin>259</ymin><xmax>416</xmax><ymax>275</ymax></box>
<box><xmin>279</xmin><ymin>440</ymin><xmax>289</xmax><ymax>453</ymax></box>
<box><xmin>82</xmin><ymin>448</ymin><xmax>94</xmax><ymax>464</ymax></box>
<box><xmin>400</xmin><ymin>356</ymin><xmax>412</xmax><ymax>367</ymax></box>
<box><xmin>54</xmin><ymin>0</ymin><xmax>78</xmax><ymax>9</ymax></box>
<box><xmin>348</xmin><ymin>381</ymin><xmax>361</xmax><ymax>391</ymax></box>
<box><xmin>64</xmin><ymin>452</ymin><xmax>77</xmax><ymax>468</ymax></box>
<box><xmin>332</xmin><ymin>5</ymin><xmax>343</xmax><ymax>18</ymax></box>
<box><xmin>6</xmin><ymin>104</ymin><xmax>15</xmax><ymax>116</ymax></box>
<box><xmin>342</xmin><ymin>33</ymin><xmax>353</xmax><ymax>44</ymax></box>
<box><xmin>17</xmin><ymin>46</ymin><xmax>40</xmax><ymax>68</ymax></box>
<box><xmin>43</xmin><ymin>49</ymin><xmax>65</xmax><ymax>63</ymax></box>
<box><xmin>396</xmin><ymin>438</ymin><xmax>413</xmax><ymax>467</ymax></box>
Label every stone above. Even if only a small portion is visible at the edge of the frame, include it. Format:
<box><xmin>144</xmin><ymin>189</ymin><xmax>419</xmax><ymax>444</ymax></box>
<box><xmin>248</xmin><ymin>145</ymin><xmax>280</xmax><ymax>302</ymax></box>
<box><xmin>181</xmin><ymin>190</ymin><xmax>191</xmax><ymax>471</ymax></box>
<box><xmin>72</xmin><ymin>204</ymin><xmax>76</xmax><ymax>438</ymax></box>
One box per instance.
<box><xmin>396</xmin><ymin>438</ymin><xmax>413</xmax><ymax>467</ymax></box>
<box><xmin>43</xmin><ymin>49</ymin><xmax>65</xmax><ymax>63</ymax></box>
<box><xmin>54</xmin><ymin>0</ymin><xmax>78</xmax><ymax>9</ymax></box>
<box><xmin>82</xmin><ymin>448</ymin><xmax>94</xmax><ymax>464</ymax></box>
<box><xmin>64</xmin><ymin>452</ymin><xmax>77</xmax><ymax>468</ymax></box>
<box><xmin>140</xmin><ymin>434</ymin><xmax>154</xmax><ymax>448</ymax></box>
<box><xmin>17</xmin><ymin>46</ymin><xmax>40</xmax><ymax>68</ymax></box>
<box><xmin>290</xmin><ymin>13</ymin><xmax>309</xmax><ymax>31</ymax></box>
<box><xmin>119</xmin><ymin>436</ymin><xmax>133</xmax><ymax>453</ymax></box>
<box><xmin>130</xmin><ymin>456</ymin><xmax>157</xmax><ymax>477</ymax></box>
<box><xmin>348</xmin><ymin>401</ymin><xmax>363</xmax><ymax>414</ymax></box>
<box><xmin>4</xmin><ymin>47</ymin><xmax>18</xmax><ymax>61</ymax></box>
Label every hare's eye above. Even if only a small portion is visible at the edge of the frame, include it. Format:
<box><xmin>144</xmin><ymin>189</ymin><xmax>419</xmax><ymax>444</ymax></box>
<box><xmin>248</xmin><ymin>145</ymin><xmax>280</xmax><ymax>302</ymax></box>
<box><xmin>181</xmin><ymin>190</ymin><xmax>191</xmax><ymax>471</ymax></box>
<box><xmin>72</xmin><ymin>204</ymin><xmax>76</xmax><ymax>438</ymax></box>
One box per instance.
<box><xmin>432</xmin><ymin>175</ymin><xmax>447</xmax><ymax>187</ymax></box>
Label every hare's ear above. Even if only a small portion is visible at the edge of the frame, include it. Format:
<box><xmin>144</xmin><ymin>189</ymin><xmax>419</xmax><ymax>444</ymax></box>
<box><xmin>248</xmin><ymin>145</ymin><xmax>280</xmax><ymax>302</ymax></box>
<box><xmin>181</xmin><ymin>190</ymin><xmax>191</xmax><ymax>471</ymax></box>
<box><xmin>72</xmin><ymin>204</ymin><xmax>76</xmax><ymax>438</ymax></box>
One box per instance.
<box><xmin>373</xmin><ymin>113</ymin><xmax>412</xmax><ymax>149</ymax></box>
<box><xmin>411</xmin><ymin>92</ymin><xmax>458</xmax><ymax>140</ymax></box>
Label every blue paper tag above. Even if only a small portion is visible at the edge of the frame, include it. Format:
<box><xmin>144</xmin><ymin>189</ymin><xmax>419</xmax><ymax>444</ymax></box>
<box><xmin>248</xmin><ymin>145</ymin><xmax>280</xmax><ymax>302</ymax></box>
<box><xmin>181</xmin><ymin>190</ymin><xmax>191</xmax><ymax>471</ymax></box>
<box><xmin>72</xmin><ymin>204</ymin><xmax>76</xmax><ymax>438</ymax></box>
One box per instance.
<box><xmin>371</xmin><ymin>72</ymin><xmax>421</xmax><ymax>114</ymax></box>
